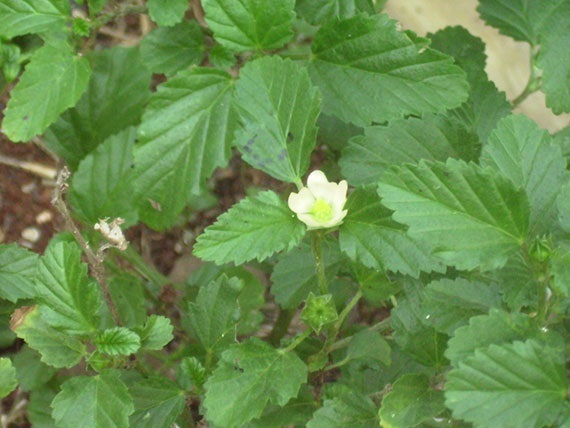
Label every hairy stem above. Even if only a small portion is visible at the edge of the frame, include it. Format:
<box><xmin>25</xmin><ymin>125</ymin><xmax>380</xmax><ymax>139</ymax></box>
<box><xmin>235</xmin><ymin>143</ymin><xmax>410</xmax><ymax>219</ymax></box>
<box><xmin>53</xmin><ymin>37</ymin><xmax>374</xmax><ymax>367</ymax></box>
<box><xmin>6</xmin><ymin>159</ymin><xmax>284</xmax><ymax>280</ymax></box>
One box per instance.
<box><xmin>512</xmin><ymin>47</ymin><xmax>542</xmax><ymax>108</ymax></box>
<box><xmin>311</xmin><ymin>231</ymin><xmax>328</xmax><ymax>295</ymax></box>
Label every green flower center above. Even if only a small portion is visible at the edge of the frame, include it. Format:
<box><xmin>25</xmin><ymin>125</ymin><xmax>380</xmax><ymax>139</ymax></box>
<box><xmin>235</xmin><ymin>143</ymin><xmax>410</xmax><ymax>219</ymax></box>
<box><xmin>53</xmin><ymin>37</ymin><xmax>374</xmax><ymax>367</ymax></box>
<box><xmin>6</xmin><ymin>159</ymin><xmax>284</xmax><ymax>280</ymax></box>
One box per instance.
<box><xmin>311</xmin><ymin>198</ymin><xmax>333</xmax><ymax>222</ymax></box>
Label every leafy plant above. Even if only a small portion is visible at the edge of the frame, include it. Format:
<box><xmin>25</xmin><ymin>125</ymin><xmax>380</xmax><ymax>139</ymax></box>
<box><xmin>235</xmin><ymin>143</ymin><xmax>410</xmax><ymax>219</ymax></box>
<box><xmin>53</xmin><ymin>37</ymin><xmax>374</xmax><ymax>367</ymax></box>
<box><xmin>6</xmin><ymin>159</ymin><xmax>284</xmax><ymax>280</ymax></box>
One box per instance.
<box><xmin>1</xmin><ymin>0</ymin><xmax>569</xmax><ymax>427</ymax></box>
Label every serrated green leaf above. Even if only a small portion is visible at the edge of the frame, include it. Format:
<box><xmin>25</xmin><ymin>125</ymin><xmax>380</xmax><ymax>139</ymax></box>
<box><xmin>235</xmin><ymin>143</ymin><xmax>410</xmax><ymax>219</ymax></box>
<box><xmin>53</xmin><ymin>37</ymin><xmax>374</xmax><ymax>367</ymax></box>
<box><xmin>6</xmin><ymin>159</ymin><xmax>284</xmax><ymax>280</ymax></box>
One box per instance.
<box><xmin>494</xmin><ymin>250</ymin><xmax>538</xmax><ymax>310</ymax></box>
<box><xmin>135</xmin><ymin>315</ymin><xmax>174</xmax><ymax>351</ymax></box>
<box><xmin>35</xmin><ymin>242</ymin><xmax>100</xmax><ymax>334</ymax></box>
<box><xmin>316</xmin><ymin>113</ymin><xmax>362</xmax><ymax>151</ymax></box>
<box><xmin>95</xmin><ymin>327</ymin><xmax>141</xmax><ymax>355</ymax></box>
<box><xmin>44</xmin><ymin>47</ymin><xmax>151</xmax><ymax>169</ymax></box>
<box><xmin>377</xmin><ymin>159</ymin><xmax>529</xmax><ymax>271</ymax></box>
<box><xmin>0</xmin><ymin>243</ymin><xmax>38</xmax><ymax>302</ymax></box>
<box><xmin>340</xmin><ymin>115</ymin><xmax>477</xmax><ymax>186</ymax></box>
<box><xmin>390</xmin><ymin>280</ymin><xmax>448</xmax><ymax>367</ymax></box>
<box><xmin>481</xmin><ymin>114</ymin><xmax>568</xmax><ymax>235</ymax></box>
<box><xmin>12</xmin><ymin>306</ymin><xmax>86</xmax><ymax>368</ymax></box>
<box><xmin>558</xmin><ymin>180</ymin><xmax>570</xmax><ymax>233</ymax></box>
<box><xmin>12</xmin><ymin>346</ymin><xmax>56</xmax><ymax>391</ymax></box>
<box><xmin>69</xmin><ymin>127</ymin><xmax>138</xmax><ymax>226</ymax></box>
<box><xmin>203</xmin><ymin>0</ymin><xmax>295</xmax><ymax>52</ymax></box>
<box><xmin>445</xmin><ymin>309</ymin><xmax>537</xmax><ymax>366</ymax></box>
<box><xmin>307</xmin><ymin>388</ymin><xmax>378</xmax><ymax>428</ymax></box>
<box><xmin>233</xmin><ymin>56</ymin><xmax>321</xmax><ymax>183</ymax></box>
<box><xmin>339</xmin><ymin>187</ymin><xmax>443</xmax><ymax>277</ymax></box>
<box><xmin>271</xmin><ymin>238</ymin><xmax>343</xmax><ymax>309</ymax></box>
<box><xmin>133</xmin><ymin>67</ymin><xmax>236</xmax><ymax>229</ymax></box>
<box><xmin>194</xmin><ymin>190</ymin><xmax>306</xmax><ymax>265</ymax></box>
<box><xmin>147</xmin><ymin>0</ymin><xmax>187</xmax><ymax>26</ymax></box>
<box><xmin>422</xmin><ymin>278</ymin><xmax>502</xmax><ymax>335</ymax></box>
<box><xmin>446</xmin><ymin>339</ymin><xmax>569</xmax><ymax>428</ymax></box>
<box><xmin>308</xmin><ymin>14</ymin><xmax>468</xmax><ymax>126</ymax></box>
<box><xmin>3</xmin><ymin>41</ymin><xmax>91</xmax><ymax>142</ymax></box>
<box><xmin>346</xmin><ymin>329</ymin><xmax>391</xmax><ymax>367</ymax></box>
<box><xmin>177</xmin><ymin>356</ymin><xmax>206</xmax><ymax>391</ymax></box>
<box><xmin>129</xmin><ymin>377</ymin><xmax>186</xmax><ymax>428</ymax></box>
<box><xmin>0</xmin><ymin>0</ymin><xmax>70</xmax><ymax>38</ymax></box>
<box><xmin>108</xmin><ymin>274</ymin><xmax>147</xmax><ymax>328</ymax></box>
<box><xmin>140</xmin><ymin>20</ymin><xmax>205</xmax><ymax>75</ymax></box>
<box><xmin>379</xmin><ymin>373</ymin><xmax>445</xmax><ymax>428</ymax></box>
<box><xmin>52</xmin><ymin>370</ymin><xmax>134</xmax><ymax>428</ymax></box>
<box><xmin>296</xmin><ymin>0</ymin><xmax>374</xmax><ymax>25</ymax></box>
<box><xmin>187</xmin><ymin>275</ymin><xmax>243</xmax><ymax>352</ymax></box>
<box><xmin>0</xmin><ymin>358</ymin><xmax>17</xmax><ymax>399</ymax></box>
<box><xmin>209</xmin><ymin>44</ymin><xmax>236</xmax><ymax>69</ymax></box>
<box><xmin>203</xmin><ymin>337</ymin><xmax>307</xmax><ymax>428</ymax></box>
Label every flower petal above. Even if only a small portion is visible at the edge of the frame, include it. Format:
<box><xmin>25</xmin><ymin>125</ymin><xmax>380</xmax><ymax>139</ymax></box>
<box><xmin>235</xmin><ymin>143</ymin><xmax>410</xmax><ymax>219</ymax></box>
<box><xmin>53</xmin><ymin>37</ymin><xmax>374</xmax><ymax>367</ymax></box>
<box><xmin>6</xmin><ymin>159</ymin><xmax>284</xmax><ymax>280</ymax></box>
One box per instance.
<box><xmin>307</xmin><ymin>170</ymin><xmax>329</xmax><ymax>188</ymax></box>
<box><xmin>297</xmin><ymin>213</ymin><xmax>323</xmax><ymax>229</ymax></box>
<box><xmin>288</xmin><ymin>188</ymin><xmax>315</xmax><ymax>214</ymax></box>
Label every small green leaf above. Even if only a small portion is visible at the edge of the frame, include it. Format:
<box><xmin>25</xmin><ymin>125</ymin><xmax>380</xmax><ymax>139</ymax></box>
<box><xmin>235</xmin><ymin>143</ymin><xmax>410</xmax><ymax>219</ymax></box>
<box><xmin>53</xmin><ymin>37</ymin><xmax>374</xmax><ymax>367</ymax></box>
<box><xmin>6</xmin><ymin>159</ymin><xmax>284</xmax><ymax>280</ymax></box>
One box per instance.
<box><xmin>301</xmin><ymin>293</ymin><xmax>338</xmax><ymax>334</ymax></box>
<box><xmin>481</xmin><ymin>114</ymin><xmax>568</xmax><ymax>235</ymax></box>
<box><xmin>446</xmin><ymin>339</ymin><xmax>569</xmax><ymax>428</ymax></box>
<box><xmin>52</xmin><ymin>370</ymin><xmax>135</xmax><ymax>428</ymax></box>
<box><xmin>12</xmin><ymin>346</ymin><xmax>57</xmax><ymax>391</ymax></box>
<box><xmin>3</xmin><ymin>41</ymin><xmax>91</xmax><ymax>142</ymax></box>
<box><xmin>133</xmin><ymin>67</ymin><xmax>237</xmax><ymax>229</ymax></box>
<box><xmin>35</xmin><ymin>242</ymin><xmax>101</xmax><ymax>334</ymax></box>
<box><xmin>129</xmin><ymin>377</ymin><xmax>186</xmax><ymax>428</ymax></box>
<box><xmin>194</xmin><ymin>190</ymin><xmax>306</xmax><ymax>265</ymax></box>
<box><xmin>307</xmin><ymin>388</ymin><xmax>379</xmax><ymax>428</ymax></box>
<box><xmin>421</xmin><ymin>278</ymin><xmax>502</xmax><ymax>335</ymax></box>
<box><xmin>177</xmin><ymin>356</ymin><xmax>206</xmax><ymax>391</ymax></box>
<box><xmin>95</xmin><ymin>327</ymin><xmax>141</xmax><ymax>356</ymax></box>
<box><xmin>44</xmin><ymin>47</ymin><xmax>151</xmax><ymax>169</ymax></box>
<box><xmin>296</xmin><ymin>0</ymin><xmax>374</xmax><ymax>25</ymax></box>
<box><xmin>12</xmin><ymin>306</ymin><xmax>86</xmax><ymax>368</ymax></box>
<box><xmin>187</xmin><ymin>275</ymin><xmax>243</xmax><ymax>352</ymax></box>
<box><xmin>0</xmin><ymin>243</ymin><xmax>38</xmax><ymax>302</ymax></box>
<box><xmin>0</xmin><ymin>358</ymin><xmax>17</xmax><ymax>399</ymax></box>
<box><xmin>379</xmin><ymin>373</ymin><xmax>445</xmax><ymax>428</ymax></box>
<box><xmin>233</xmin><ymin>56</ymin><xmax>321</xmax><ymax>183</ymax></box>
<box><xmin>203</xmin><ymin>0</ymin><xmax>295</xmax><ymax>52</ymax></box>
<box><xmin>147</xmin><ymin>0</ymin><xmax>187</xmax><ymax>26</ymax></box>
<box><xmin>309</xmin><ymin>14</ymin><xmax>469</xmax><ymax>126</ymax></box>
<box><xmin>339</xmin><ymin>187</ymin><xmax>443</xmax><ymax>277</ymax></box>
<box><xmin>140</xmin><ymin>20</ymin><xmax>205</xmax><ymax>75</ymax></box>
<box><xmin>69</xmin><ymin>127</ymin><xmax>138</xmax><ymax>226</ymax></box>
<box><xmin>203</xmin><ymin>337</ymin><xmax>307</xmax><ymax>428</ymax></box>
<box><xmin>271</xmin><ymin>238</ymin><xmax>343</xmax><ymax>309</ymax></box>
<box><xmin>346</xmin><ymin>330</ymin><xmax>391</xmax><ymax>367</ymax></box>
<box><xmin>0</xmin><ymin>0</ymin><xmax>70</xmax><ymax>38</ymax></box>
<box><xmin>377</xmin><ymin>159</ymin><xmax>529</xmax><ymax>271</ymax></box>
<box><xmin>136</xmin><ymin>315</ymin><xmax>174</xmax><ymax>351</ymax></box>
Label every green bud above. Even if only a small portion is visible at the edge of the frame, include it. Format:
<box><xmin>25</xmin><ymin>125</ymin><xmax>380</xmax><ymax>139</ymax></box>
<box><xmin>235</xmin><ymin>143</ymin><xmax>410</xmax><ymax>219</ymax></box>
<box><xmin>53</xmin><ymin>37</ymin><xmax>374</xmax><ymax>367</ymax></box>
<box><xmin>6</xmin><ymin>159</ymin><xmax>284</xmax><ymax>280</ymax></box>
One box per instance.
<box><xmin>72</xmin><ymin>17</ymin><xmax>91</xmax><ymax>37</ymax></box>
<box><xmin>529</xmin><ymin>236</ymin><xmax>553</xmax><ymax>263</ymax></box>
<box><xmin>301</xmin><ymin>293</ymin><xmax>338</xmax><ymax>334</ymax></box>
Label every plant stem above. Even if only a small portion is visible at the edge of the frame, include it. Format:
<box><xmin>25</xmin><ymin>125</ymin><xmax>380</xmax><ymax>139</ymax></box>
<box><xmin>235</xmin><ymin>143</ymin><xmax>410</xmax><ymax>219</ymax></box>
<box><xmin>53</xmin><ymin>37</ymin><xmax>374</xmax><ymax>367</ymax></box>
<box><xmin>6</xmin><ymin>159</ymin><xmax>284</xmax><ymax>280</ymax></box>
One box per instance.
<box><xmin>118</xmin><ymin>245</ymin><xmax>169</xmax><ymax>297</ymax></box>
<box><xmin>281</xmin><ymin>328</ymin><xmax>312</xmax><ymax>353</ymax></box>
<box><xmin>268</xmin><ymin>308</ymin><xmax>295</xmax><ymax>346</ymax></box>
<box><xmin>311</xmin><ymin>232</ymin><xmax>328</xmax><ymax>295</ymax></box>
<box><xmin>512</xmin><ymin>47</ymin><xmax>542</xmax><ymax>108</ymax></box>
<box><xmin>51</xmin><ymin>168</ymin><xmax>122</xmax><ymax>326</ymax></box>
<box><xmin>329</xmin><ymin>316</ymin><xmax>391</xmax><ymax>352</ymax></box>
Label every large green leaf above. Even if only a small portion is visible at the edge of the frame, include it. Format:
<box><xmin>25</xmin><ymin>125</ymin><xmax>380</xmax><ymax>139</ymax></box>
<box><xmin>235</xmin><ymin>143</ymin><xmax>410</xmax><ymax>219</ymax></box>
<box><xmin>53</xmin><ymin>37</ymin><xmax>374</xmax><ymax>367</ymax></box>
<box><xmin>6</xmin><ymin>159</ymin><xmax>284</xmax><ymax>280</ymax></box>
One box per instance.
<box><xmin>133</xmin><ymin>68</ymin><xmax>237</xmax><ymax>230</ymax></box>
<box><xmin>0</xmin><ymin>243</ymin><xmax>38</xmax><ymax>302</ymax></box>
<box><xmin>147</xmin><ymin>0</ymin><xmax>187</xmax><ymax>26</ymax></box>
<box><xmin>12</xmin><ymin>306</ymin><xmax>86</xmax><ymax>368</ymax></box>
<box><xmin>446</xmin><ymin>339</ymin><xmax>569</xmax><ymax>428</ymax></box>
<box><xmin>339</xmin><ymin>187</ymin><xmax>443</xmax><ymax>277</ymax></box>
<box><xmin>35</xmin><ymin>242</ymin><xmax>101</xmax><ymax>334</ymax></box>
<box><xmin>307</xmin><ymin>388</ymin><xmax>379</xmax><ymax>428</ymax></box>
<box><xmin>203</xmin><ymin>337</ymin><xmax>307</xmax><ymax>428</ymax></box>
<box><xmin>271</xmin><ymin>238</ymin><xmax>344</xmax><ymax>309</ymax></box>
<box><xmin>187</xmin><ymin>275</ymin><xmax>243</xmax><ymax>353</ymax></box>
<box><xmin>0</xmin><ymin>358</ymin><xmax>17</xmax><ymax>399</ymax></box>
<box><xmin>233</xmin><ymin>56</ymin><xmax>321</xmax><ymax>183</ymax></box>
<box><xmin>194</xmin><ymin>191</ymin><xmax>306</xmax><ymax>265</ymax></box>
<box><xmin>202</xmin><ymin>0</ymin><xmax>295</xmax><ymax>52</ymax></box>
<box><xmin>2</xmin><ymin>41</ymin><xmax>91</xmax><ymax>142</ymax></box>
<box><xmin>44</xmin><ymin>47</ymin><xmax>151</xmax><ymax>169</ymax></box>
<box><xmin>129</xmin><ymin>377</ymin><xmax>186</xmax><ymax>428</ymax></box>
<box><xmin>52</xmin><ymin>370</ymin><xmax>134</xmax><ymax>428</ymax></box>
<box><xmin>379</xmin><ymin>373</ymin><xmax>445</xmax><ymax>428</ymax></box>
<box><xmin>481</xmin><ymin>114</ymin><xmax>568</xmax><ymax>235</ymax></box>
<box><xmin>296</xmin><ymin>0</ymin><xmax>374</xmax><ymax>25</ymax></box>
<box><xmin>0</xmin><ymin>0</ymin><xmax>70</xmax><ymax>38</ymax></box>
<box><xmin>377</xmin><ymin>159</ymin><xmax>529</xmax><ymax>271</ymax></box>
<box><xmin>140</xmin><ymin>20</ymin><xmax>205</xmax><ymax>76</ymax></box>
<box><xmin>340</xmin><ymin>114</ymin><xmax>477</xmax><ymax>186</ymax></box>
<box><xmin>308</xmin><ymin>14</ymin><xmax>469</xmax><ymax>126</ymax></box>
<box><xmin>69</xmin><ymin>127</ymin><xmax>138</xmax><ymax>226</ymax></box>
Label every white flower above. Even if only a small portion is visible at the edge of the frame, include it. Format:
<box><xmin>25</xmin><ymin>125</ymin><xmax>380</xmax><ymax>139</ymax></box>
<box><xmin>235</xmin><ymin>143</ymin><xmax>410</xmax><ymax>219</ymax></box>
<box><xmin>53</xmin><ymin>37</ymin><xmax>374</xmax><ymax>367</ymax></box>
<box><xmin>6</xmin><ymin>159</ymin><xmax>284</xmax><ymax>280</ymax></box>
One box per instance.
<box><xmin>288</xmin><ymin>170</ymin><xmax>348</xmax><ymax>229</ymax></box>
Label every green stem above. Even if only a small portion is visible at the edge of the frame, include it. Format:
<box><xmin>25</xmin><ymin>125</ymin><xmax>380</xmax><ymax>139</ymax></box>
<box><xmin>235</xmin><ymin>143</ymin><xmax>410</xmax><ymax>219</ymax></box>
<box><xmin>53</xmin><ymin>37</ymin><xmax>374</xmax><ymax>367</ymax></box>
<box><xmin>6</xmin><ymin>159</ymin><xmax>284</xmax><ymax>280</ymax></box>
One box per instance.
<box><xmin>512</xmin><ymin>47</ymin><xmax>542</xmax><ymax>108</ymax></box>
<box><xmin>269</xmin><ymin>308</ymin><xmax>295</xmax><ymax>346</ymax></box>
<box><xmin>329</xmin><ymin>316</ymin><xmax>391</xmax><ymax>352</ymax></box>
<box><xmin>118</xmin><ymin>245</ymin><xmax>170</xmax><ymax>297</ymax></box>
<box><xmin>281</xmin><ymin>328</ymin><xmax>312</xmax><ymax>353</ymax></box>
<box><xmin>311</xmin><ymin>232</ymin><xmax>328</xmax><ymax>295</ymax></box>
<box><xmin>536</xmin><ymin>273</ymin><xmax>550</xmax><ymax>324</ymax></box>
<box><xmin>334</xmin><ymin>288</ymin><xmax>363</xmax><ymax>332</ymax></box>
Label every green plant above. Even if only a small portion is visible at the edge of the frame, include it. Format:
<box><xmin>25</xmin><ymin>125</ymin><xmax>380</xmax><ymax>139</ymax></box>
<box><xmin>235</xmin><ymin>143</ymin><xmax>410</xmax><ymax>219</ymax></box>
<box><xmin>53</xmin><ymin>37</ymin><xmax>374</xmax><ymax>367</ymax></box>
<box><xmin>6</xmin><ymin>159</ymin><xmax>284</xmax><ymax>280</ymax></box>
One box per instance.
<box><xmin>1</xmin><ymin>0</ymin><xmax>569</xmax><ymax>427</ymax></box>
